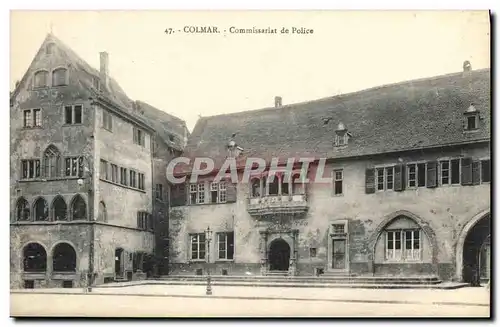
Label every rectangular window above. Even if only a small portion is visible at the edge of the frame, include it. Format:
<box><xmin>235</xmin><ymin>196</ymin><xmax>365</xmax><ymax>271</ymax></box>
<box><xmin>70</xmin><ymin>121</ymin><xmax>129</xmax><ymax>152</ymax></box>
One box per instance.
<box><xmin>23</xmin><ymin>109</ymin><xmax>41</xmax><ymax>128</ymax></box>
<box><xmin>133</xmin><ymin>127</ymin><xmax>145</xmax><ymax>146</ymax></box>
<box><xmin>197</xmin><ymin>183</ymin><xmax>205</xmax><ymax>204</ymax></box>
<box><xmin>191</xmin><ymin>233</ymin><xmax>206</xmax><ymax>260</ymax></box>
<box><xmin>23</xmin><ymin>110</ymin><xmax>32</xmax><ymax>127</ymax></box>
<box><xmin>219</xmin><ymin>182</ymin><xmax>227</xmax><ymax>203</ymax></box>
<box><xmin>332</xmin><ymin>223</ymin><xmax>345</xmax><ymax>235</ymax></box>
<box><xmin>189</xmin><ymin>184</ymin><xmax>197</xmax><ymax>204</ymax></box>
<box><xmin>138</xmin><ymin>173</ymin><xmax>145</xmax><ymax>190</ymax></box>
<box><xmin>64</xmin><ymin>105</ymin><xmax>83</xmax><ymax>125</ymax></box>
<box><xmin>64</xmin><ymin>157</ymin><xmax>83</xmax><ymax>177</ymax></box>
<box><xmin>386</xmin><ymin>167</ymin><xmax>394</xmax><ymax>190</ymax></box>
<box><xmin>407</xmin><ymin>164</ymin><xmax>416</xmax><ymax>187</ymax></box>
<box><xmin>386</xmin><ymin>230</ymin><xmax>421</xmax><ymax>261</ymax></box>
<box><xmin>120</xmin><ymin>167</ymin><xmax>127</xmax><ymax>185</ymax></box>
<box><xmin>210</xmin><ymin>182</ymin><xmax>218</xmax><ymax>203</ymax></box>
<box><xmin>65</xmin><ymin>106</ymin><xmax>72</xmax><ymax>124</ymax></box>
<box><xmin>467</xmin><ymin>116</ymin><xmax>477</xmax><ymax>130</ymax></box>
<box><xmin>21</xmin><ymin>159</ymin><xmax>41</xmax><ymax>179</ymax></box>
<box><xmin>33</xmin><ymin>109</ymin><xmax>41</xmax><ymax>127</ymax></box>
<box><xmin>440</xmin><ymin>160</ymin><xmax>450</xmax><ymax>185</ymax></box>
<box><xmin>74</xmin><ymin>105</ymin><xmax>82</xmax><ymax>124</ymax></box>
<box><xmin>102</xmin><ymin>111</ymin><xmax>113</xmax><ymax>131</ymax></box>
<box><xmin>111</xmin><ymin>164</ymin><xmax>118</xmax><ymax>183</ymax></box>
<box><xmin>481</xmin><ymin>160</ymin><xmax>491</xmax><ymax>183</ymax></box>
<box><xmin>129</xmin><ymin>170</ymin><xmax>137</xmax><ymax>188</ymax></box>
<box><xmin>156</xmin><ymin>184</ymin><xmax>164</xmax><ymax>200</ymax></box>
<box><xmin>417</xmin><ymin>163</ymin><xmax>426</xmax><ymax>187</ymax></box>
<box><xmin>217</xmin><ymin>232</ymin><xmax>234</xmax><ymax>260</ymax></box>
<box><xmin>376</xmin><ymin>168</ymin><xmax>385</xmax><ymax>191</ymax></box>
<box><xmin>333</xmin><ymin>169</ymin><xmax>343</xmax><ymax>195</ymax></box>
<box><xmin>100</xmin><ymin>159</ymin><xmax>108</xmax><ymax>180</ymax></box>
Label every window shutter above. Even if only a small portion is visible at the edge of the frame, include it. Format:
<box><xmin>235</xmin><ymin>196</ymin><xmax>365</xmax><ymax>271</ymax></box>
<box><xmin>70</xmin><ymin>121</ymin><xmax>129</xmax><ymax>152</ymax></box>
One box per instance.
<box><xmin>426</xmin><ymin>161</ymin><xmax>438</xmax><ymax>188</ymax></box>
<box><xmin>136</xmin><ymin>213</ymin><xmax>140</xmax><ymax>229</ymax></box>
<box><xmin>226</xmin><ymin>183</ymin><xmax>237</xmax><ymax>203</ymax></box>
<box><xmin>171</xmin><ymin>183</ymin><xmax>187</xmax><ymax>207</ymax></box>
<box><xmin>472</xmin><ymin>161</ymin><xmax>481</xmax><ymax>185</ymax></box>
<box><xmin>365</xmin><ymin>168</ymin><xmax>375</xmax><ymax>194</ymax></box>
<box><xmin>394</xmin><ymin>164</ymin><xmax>405</xmax><ymax>191</ymax></box>
<box><xmin>461</xmin><ymin>157</ymin><xmax>473</xmax><ymax>185</ymax></box>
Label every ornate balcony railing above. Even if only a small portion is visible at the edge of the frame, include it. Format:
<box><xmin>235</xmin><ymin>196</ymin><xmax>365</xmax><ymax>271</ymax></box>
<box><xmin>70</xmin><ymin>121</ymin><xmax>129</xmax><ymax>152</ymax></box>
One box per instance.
<box><xmin>247</xmin><ymin>194</ymin><xmax>308</xmax><ymax>217</ymax></box>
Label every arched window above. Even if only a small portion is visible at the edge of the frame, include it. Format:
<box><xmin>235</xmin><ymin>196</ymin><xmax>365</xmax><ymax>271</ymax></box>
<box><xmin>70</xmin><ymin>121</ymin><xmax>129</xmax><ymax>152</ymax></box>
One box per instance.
<box><xmin>71</xmin><ymin>195</ymin><xmax>86</xmax><ymax>220</ymax></box>
<box><xmin>34</xmin><ymin>198</ymin><xmax>49</xmax><ymax>221</ymax></box>
<box><xmin>43</xmin><ymin>145</ymin><xmax>61</xmax><ymax>178</ymax></box>
<box><xmin>98</xmin><ymin>201</ymin><xmax>107</xmax><ymax>222</ymax></box>
<box><xmin>52</xmin><ymin>196</ymin><xmax>67</xmax><ymax>221</ymax></box>
<box><xmin>34</xmin><ymin>70</ymin><xmax>48</xmax><ymax>88</ymax></box>
<box><xmin>16</xmin><ymin>197</ymin><xmax>30</xmax><ymax>221</ymax></box>
<box><xmin>52</xmin><ymin>68</ymin><xmax>68</xmax><ymax>87</ymax></box>
<box><xmin>23</xmin><ymin>243</ymin><xmax>47</xmax><ymax>272</ymax></box>
<box><xmin>251</xmin><ymin>179</ymin><xmax>260</xmax><ymax>198</ymax></box>
<box><xmin>52</xmin><ymin>243</ymin><xmax>77</xmax><ymax>272</ymax></box>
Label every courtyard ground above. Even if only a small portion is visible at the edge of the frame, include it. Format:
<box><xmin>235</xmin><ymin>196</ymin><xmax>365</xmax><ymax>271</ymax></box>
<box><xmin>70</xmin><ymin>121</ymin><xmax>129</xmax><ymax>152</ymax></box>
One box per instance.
<box><xmin>10</xmin><ymin>284</ymin><xmax>490</xmax><ymax>317</ymax></box>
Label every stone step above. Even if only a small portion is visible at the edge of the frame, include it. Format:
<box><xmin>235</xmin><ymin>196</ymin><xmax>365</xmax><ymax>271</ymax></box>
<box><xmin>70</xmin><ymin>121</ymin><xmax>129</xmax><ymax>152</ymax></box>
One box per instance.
<box><xmin>158</xmin><ymin>275</ymin><xmax>442</xmax><ymax>285</ymax></box>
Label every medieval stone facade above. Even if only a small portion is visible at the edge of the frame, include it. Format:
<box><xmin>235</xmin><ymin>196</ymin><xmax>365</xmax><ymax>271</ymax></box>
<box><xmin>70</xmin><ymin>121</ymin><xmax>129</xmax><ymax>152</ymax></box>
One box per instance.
<box><xmin>10</xmin><ymin>34</ymin><xmax>188</xmax><ymax>289</ymax></box>
<box><xmin>169</xmin><ymin>67</ymin><xmax>490</xmax><ymax>283</ymax></box>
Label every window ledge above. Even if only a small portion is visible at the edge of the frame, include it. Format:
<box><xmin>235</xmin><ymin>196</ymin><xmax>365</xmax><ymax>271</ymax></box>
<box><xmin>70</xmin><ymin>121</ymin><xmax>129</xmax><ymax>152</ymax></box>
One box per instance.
<box><xmin>21</xmin><ymin>126</ymin><xmax>43</xmax><ymax>130</ymax></box>
<box><xmin>332</xmin><ymin>193</ymin><xmax>344</xmax><ymax>197</ymax></box>
<box><xmin>62</xmin><ymin>124</ymin><xmax>84</xmax><ymax>127</ymax></box>
<box><xmin>187</xmin><ymin>202</ymin><xmax>230</xmax><ymax>206</ymax></box>
<box><xmin>19</xmin><ymin>176</ymin><xmax>82</xmax><ymax>183</ymax></box>
<box><xmin>12</xmin><ymin>220</ymin><xmax>89</xmax><ymax>225</ymax></box>
<box><xmin>215</xmin><ymin>259</ymin><xmax>235</xmax><ymax>263</ymax></box>
<box><xmin>100</xmin><ymin>178</ymin><xmax>147</xmax><ymax>193</ymax></box>
<box><xmin>188</xmin><ymin>260</ymin><xmax>207</xmax><ymax>263</ymax></box>
<box><xmin>381</xmin><ymin>261</ymin><xmax>424</xmax><ymax>264</ymax></box>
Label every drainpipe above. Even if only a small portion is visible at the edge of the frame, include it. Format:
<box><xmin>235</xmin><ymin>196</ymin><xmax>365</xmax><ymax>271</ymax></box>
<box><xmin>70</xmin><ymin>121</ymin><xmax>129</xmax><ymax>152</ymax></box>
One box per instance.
<box><xmin>87</xmin><ymin>101</ymin><xmax>98</xmax><ymax>292</ymax></box>
<box><xmin>151</xmin><ymin>134</ymin><xmax>156</xmax><ymax>278</ymax></box>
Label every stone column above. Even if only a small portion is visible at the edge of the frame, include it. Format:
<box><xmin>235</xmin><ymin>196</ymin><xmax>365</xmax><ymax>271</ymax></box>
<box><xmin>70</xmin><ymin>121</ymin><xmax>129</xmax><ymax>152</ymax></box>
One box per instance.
<box><xmin>259</xmin><ymin>231</ymin><xmax>268</xmax><ymax>275</ymax></box>
<box><xmin>288</xmin><ymin>229</ymin><xmax>299</xmax><ymax>276</ymax></box>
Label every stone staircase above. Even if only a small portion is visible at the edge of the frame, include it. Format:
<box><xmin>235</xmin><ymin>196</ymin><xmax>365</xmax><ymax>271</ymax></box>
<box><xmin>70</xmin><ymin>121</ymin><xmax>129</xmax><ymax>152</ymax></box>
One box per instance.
<box><xmin>149</xmin><ymin>274</ymin><xmax>448</xmax><ymax>288</ymax></box>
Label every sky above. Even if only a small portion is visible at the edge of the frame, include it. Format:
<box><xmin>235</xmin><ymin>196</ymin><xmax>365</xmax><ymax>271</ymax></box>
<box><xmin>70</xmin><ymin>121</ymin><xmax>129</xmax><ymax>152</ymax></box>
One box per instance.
<box><xmin>10</xmin><ymin>10</ymin><xmax>490</xmax><ymax>131</ymax></box>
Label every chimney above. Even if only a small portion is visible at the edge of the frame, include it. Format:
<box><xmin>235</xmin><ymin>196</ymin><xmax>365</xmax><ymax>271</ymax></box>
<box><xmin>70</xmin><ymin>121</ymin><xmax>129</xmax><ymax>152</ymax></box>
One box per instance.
<box><xmin>99</xmin><ymin>51</ymin><xmax>109</xmax><ymax>89</ymax></box>
<box><xmin>275</xmin><ymin>96</ymin><xmax>282</xmax><ymax>108</ymax></box>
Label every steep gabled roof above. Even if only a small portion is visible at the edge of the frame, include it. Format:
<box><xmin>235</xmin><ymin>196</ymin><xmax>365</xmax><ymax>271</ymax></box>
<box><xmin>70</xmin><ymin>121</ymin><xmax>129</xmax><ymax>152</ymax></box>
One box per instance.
<box><xmin>181</xmin><ymin>68</ymin><xmax>490</xmax><ymax>173</ymax></box>
<box><xmin>134</xmin><ymin>100</ymin><xmax>188</xmax><ymax>151</ymax></box>
<box><xmin>11</xmin><ymin>33</ymin><xmax>187</xmax><ymax>145</ymax></box>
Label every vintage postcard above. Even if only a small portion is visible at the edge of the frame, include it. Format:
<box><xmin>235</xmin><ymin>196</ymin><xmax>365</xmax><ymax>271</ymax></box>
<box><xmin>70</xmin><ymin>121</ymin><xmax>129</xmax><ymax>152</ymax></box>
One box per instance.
<box><xmin>9</xmin><ymin>10</ymin><xmax>491</xmax><ymax>318</ymax></box>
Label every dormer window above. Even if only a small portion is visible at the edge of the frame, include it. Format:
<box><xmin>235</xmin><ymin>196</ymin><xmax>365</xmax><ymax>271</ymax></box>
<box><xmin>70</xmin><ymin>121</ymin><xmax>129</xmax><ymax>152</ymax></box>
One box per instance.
<box><xmin>334</xmin><ymin>122</ymin><xmax>351</xmax><ymax>147</ymax></box>
<box><xmin>464</xmin><ymin>103</ymin><xmax>480</xmax><ymax>131</ymax></box>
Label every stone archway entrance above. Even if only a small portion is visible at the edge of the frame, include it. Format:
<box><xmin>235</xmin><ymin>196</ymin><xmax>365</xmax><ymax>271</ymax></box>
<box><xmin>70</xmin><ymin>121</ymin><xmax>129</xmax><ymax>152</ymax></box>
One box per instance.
<box><xmin>268</xmin><ymin>238</ymin><xmax>290</xmax><ymax>271</ymax></box>
<box><xmin>461</xmin><ymin>214</ymin><xmax>490</xmax><ymax>285</ymax></box>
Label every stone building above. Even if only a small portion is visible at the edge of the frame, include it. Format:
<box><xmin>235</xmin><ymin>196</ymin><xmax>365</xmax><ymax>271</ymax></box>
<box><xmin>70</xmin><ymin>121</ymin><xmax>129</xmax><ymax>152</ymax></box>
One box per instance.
<box><xmin>169</xmin><ymin>65</ymin><xmax>490</xmax><ymax>284</ymax></box>
<box><xmin>10</xmin><ymin>34</ymin><xmax>188</xmax><ymax>289</ymax></box>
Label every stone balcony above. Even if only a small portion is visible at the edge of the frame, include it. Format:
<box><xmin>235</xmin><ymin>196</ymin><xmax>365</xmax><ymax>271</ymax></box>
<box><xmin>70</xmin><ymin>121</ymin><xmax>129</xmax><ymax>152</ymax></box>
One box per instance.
<box><xmin>247</xmin><ymin>194</ymin><xmax>309</xmax><ymax>217</ymax></box>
